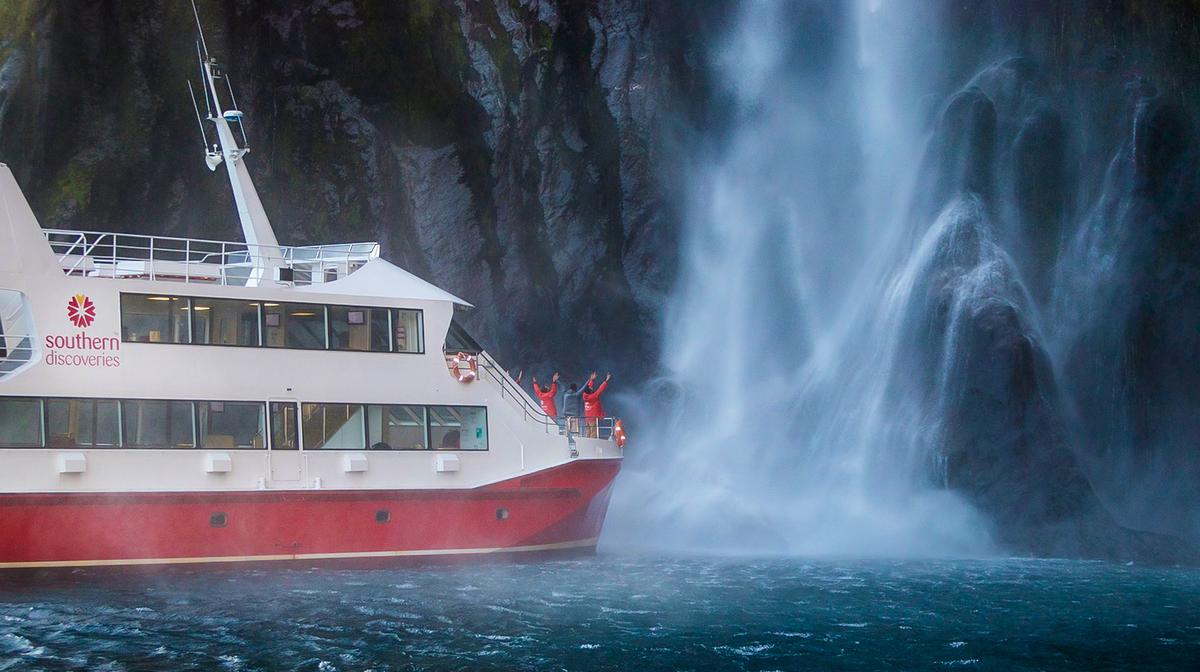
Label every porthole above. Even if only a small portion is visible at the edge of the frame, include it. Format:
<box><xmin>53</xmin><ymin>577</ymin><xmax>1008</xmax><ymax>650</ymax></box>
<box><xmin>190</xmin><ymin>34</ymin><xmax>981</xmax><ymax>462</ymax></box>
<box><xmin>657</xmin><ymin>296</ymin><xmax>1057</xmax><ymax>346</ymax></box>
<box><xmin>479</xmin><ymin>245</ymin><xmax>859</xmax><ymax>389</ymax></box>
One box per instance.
<box><xmin>375</xmin><ymin>509</ymin><xmax>390</xmax><ymax>524</ymax></box>
<box><xmin>495</xmin><ymin>508</ymin><xmax>509</xmax><ymax>521</ymax></box>
<box><xmin>209</xmin><ymin>512</ymin><xmax>227</xmax><ymax>528</ymax></box>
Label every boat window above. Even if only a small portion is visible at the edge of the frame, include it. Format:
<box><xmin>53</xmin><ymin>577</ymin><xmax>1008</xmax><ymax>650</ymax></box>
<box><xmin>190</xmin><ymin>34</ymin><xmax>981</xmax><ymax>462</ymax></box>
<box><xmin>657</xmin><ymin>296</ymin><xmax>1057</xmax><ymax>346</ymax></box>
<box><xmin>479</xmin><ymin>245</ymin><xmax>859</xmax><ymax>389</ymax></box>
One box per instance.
<box><xmin>45</xmin><ymin>398</ymin><xmax>122</xmax><ymax>448</ymax></box>
<box><xmin>119</xmin><ymin>293</ymin><xmax>425</xmax><ymax>356</ymax></box>
<box><xmin>270</xmin><ymin>402</ymin><xmax>299</xmax><ymax>450</ymax></box>
<box><xmin>121</xmin><ymin>295</ymin><xmax>190</xmax><ymax>344</ymax></box>
<box><xmin>366</xmin><ymin>404</ymin><xmax>426</xmax><ymax>450</ymax></box>
<box><xmin>197</xmin><ymin>401</ymin><xmax>265</xmax><ymax>449</ymax></box>
<box><xmin>191</xmin><ymin>298</ymin><xmax>261</xmax><ymax>346</ymax></box>
<box><xmin>328</xmin><ymin>306</ymin><xmax>391</xmax><ymax>352</ymax></box>
<box><xmin>393</xmin><ymin>309</ymin><xmax>425</xmax><ymax>354</ymax></box>
<box><xmin>264</xmin><ymin>303</ymin><xmax>327</xmax><ymax>349</ymax></box>
<box><xmin>444</xmin><ymin>317</ymin><xmax>482</xmax><ymax>354</ymax></box>
<box><xmin>0</xmin><ymin>397</ymin><xmax>42</xmax><ymax>447</ymax></box>
<box><xmin>301</xmin><ymin>403</ymin><xmax>366</xmax><ymax>450</ymax></box>
<box><xmin>428</xmin><ymin>406</ymin><xmax>488</xmax><ymax>451</ymax></box>
<box><xmin>121</xmin><ymin>400</ymin><xmax>195</xmax><ymax>449</ymax></box>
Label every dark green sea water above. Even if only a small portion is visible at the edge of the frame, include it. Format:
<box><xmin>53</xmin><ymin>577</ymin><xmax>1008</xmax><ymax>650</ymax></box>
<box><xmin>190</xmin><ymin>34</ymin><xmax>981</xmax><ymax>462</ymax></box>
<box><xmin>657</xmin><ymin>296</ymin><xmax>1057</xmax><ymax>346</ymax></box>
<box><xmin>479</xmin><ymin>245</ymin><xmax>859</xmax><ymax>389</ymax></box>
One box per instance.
<box><xmin>0</xmin><ymin>555</ymin><xmax>1196</xmax><ymax>671</ymax></box>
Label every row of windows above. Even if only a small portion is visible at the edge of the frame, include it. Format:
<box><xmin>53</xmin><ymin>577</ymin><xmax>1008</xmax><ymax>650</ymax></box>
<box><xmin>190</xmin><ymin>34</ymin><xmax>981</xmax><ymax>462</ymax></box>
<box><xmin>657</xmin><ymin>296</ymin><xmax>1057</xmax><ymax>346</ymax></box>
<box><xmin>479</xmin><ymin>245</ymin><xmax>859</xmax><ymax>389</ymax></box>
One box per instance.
<box><xmin>285</xmin><ymin>403</ymin><xmax>488</xmax><ymax>451</ymax></box>
<box><xmin>0</xmin><ymin>397</ymin><xmax>488</xmax><ymax>451</ymax></box>
<box><xmin>120</xmin><ymin>294</ymin><xmax>425</xmax><ymax>354</ymax></box>
<box><xmin>0</xmin><ymin>398</ymin><xmax>265</xmax><ymax>449</ymax></box>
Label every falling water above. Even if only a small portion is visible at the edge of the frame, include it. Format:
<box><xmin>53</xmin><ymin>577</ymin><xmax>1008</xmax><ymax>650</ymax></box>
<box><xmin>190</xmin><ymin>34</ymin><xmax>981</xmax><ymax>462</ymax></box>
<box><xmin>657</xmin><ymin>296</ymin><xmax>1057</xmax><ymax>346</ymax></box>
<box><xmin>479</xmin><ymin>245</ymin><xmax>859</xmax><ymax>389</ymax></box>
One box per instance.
<box><xmin>606</xmin><ymin>0</ymin><xmax>994</xmax><ymax>556</ymax></box>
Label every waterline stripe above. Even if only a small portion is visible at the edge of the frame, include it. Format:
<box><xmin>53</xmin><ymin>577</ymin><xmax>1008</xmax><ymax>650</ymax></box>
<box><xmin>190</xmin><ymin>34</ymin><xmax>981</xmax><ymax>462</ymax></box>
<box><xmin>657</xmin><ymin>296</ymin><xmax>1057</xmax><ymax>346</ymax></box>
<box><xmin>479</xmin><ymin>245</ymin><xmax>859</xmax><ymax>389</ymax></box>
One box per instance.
<box><xmin>0</xmin><ymin>537</ymin><xmax>600</xmax><ymax>569</ymax></box>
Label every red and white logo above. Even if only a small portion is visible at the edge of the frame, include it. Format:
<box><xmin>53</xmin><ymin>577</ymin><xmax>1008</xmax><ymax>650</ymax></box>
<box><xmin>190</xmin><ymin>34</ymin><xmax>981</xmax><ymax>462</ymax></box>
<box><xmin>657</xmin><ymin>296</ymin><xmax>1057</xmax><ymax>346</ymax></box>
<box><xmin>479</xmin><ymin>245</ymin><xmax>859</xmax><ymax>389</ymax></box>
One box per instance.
<box><xmin>67</xmin><ymin>294</ymin><xmax>96</xmax><ymax>328</ymax></box>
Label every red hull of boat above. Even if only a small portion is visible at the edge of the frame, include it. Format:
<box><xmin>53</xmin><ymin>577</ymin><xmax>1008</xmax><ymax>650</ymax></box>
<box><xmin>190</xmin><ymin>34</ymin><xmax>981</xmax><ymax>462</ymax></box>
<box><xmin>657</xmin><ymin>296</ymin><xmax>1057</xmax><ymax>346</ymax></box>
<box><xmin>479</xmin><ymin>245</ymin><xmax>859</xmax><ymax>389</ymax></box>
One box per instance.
<box><xmin>0</xmin><ymin>459</ymin><xmax>621</xmax><ymax>569</ymax></box>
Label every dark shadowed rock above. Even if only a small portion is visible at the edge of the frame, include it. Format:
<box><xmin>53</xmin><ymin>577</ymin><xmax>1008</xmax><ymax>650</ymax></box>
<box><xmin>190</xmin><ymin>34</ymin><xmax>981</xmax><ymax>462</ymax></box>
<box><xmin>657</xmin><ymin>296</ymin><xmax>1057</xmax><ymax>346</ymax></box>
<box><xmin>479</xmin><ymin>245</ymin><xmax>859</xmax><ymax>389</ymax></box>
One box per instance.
<box><xmin>1010</xmin><ymin>107</ymin><xmax>1067</xmax><ymax>301</ymax></box>
<box><xmin>1058</xmin><ymin>88</ymin><xmax>1200</xmax><ymax>544</ymax></box>
<box><xmin>1132</xmin><ymin>95</ymin><xmax>1189</xmax><ymax>193</ymax></box>
<box><xmin>913</xmin><ymin>88</ymin><xmax>996</xmax><ymax>223</ymax></box>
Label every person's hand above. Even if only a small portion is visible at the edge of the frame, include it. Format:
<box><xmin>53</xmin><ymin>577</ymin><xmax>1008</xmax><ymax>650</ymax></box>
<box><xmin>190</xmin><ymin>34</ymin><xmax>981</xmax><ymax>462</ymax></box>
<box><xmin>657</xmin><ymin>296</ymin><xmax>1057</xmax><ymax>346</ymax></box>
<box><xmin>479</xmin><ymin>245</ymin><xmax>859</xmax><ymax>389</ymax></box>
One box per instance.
<box><xmin>605</xmin><ymin>372</ymin><xmax>612</xmax><ymax>382</ymax></box>
<box><xmin>531</xmin><ymin>376</ymin><xmax>539</xmax><ymax>386</ymax></box>
<box><xmin>589</xmin><ymin>371</ymin><xmax>597</xmax><ymax>381</ymax></box>
<box><xmin>552</xmin><ymin>372</ymin><xmax>560</xmax><ymax>383</ymax></box>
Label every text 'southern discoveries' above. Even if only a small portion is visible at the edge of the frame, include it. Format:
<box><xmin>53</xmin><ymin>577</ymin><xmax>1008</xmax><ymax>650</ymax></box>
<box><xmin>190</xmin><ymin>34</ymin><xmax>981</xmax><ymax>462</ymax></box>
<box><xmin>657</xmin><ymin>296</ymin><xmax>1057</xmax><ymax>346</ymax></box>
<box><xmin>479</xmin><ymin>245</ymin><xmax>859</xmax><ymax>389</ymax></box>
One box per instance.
<box><xmin>44</xmin><ymin>333</ymin><xmax>120</xmax><ymax>368</ymax></box>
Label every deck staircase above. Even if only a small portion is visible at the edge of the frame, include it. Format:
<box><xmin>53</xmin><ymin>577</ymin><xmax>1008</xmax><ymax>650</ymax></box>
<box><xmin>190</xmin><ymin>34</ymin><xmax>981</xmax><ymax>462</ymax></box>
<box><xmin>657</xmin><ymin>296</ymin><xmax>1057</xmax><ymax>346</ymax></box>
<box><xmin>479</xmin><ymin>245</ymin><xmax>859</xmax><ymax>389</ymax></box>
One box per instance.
<box><xmin>0</xmin><ymin>290</ymin><xmax>38</xmax><ymax>382</ymax></box>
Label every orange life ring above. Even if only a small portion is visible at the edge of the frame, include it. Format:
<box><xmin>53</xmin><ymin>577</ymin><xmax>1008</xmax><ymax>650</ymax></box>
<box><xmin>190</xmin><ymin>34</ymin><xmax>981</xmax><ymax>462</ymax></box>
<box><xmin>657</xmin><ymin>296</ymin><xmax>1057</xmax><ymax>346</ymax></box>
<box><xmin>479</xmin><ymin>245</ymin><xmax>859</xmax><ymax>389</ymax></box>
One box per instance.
<box><xmin>450</xmin><ymin>352</ymin><xmax>478</xmax><ymax>382</ymax></box>
<box><xmin>613</xmin><ymin>419</ymin><xmax>627</xmax><ymax>448</ymax></box>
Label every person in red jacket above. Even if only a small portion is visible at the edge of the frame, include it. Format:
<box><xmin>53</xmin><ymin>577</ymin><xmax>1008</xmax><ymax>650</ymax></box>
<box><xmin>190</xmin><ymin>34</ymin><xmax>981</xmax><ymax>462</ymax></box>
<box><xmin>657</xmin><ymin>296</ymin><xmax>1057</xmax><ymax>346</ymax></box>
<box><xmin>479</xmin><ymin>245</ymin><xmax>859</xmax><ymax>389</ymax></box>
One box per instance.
<box><xmin>531</xmin><ymin>372</ymin><xmax>560</xmax><ymax>419</ymax></box>
<box><xmin>582</xmin><ymin>371</ymin><xmax>611</xmax><ymax>438</ymax></box>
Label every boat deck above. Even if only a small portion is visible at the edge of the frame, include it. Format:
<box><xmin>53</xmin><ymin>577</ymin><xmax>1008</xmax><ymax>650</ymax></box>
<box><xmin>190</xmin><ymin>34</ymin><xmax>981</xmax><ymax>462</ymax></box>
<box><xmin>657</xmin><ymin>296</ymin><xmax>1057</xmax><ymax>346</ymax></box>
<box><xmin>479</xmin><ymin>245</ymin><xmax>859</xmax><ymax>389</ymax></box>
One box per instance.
<box><xmin>43</xmin><ymin>229</ymin><xmax>380</xmax><ymax>287</ymax></box>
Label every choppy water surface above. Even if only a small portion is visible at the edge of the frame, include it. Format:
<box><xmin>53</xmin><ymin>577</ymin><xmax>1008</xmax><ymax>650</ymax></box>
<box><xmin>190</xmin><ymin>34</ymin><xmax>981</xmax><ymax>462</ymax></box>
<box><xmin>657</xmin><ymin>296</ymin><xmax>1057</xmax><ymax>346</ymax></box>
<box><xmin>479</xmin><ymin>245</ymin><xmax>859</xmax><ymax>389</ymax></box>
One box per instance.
<box><xmin>0</xmin><ymin>556</ymin><xmax>1197</xmax><ymax>671</ymax></box>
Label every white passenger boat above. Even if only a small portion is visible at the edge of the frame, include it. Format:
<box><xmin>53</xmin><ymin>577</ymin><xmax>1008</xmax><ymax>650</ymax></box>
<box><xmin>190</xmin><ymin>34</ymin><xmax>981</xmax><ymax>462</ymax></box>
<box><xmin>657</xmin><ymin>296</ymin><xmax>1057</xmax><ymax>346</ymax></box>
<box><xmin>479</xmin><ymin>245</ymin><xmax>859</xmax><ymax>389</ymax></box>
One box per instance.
<box><xmin>0</xmin><ymin>19</ymin><xmax>622</xmax><ymax>569</ymax></box>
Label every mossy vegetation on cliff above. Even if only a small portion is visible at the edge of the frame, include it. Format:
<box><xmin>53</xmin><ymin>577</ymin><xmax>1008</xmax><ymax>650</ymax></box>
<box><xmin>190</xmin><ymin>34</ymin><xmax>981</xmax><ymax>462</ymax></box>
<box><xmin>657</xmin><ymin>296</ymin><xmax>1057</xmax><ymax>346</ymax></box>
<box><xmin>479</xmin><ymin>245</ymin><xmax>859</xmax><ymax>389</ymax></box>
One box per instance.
<box><xmin>49</xmin><ymin>158</ymin><xmax>94</xmax><ymax>214</ymax></box>
<box><xmin>0</xmin><ymin>0</ymin><xmax>43</xmax><ymax>62</ymax></box>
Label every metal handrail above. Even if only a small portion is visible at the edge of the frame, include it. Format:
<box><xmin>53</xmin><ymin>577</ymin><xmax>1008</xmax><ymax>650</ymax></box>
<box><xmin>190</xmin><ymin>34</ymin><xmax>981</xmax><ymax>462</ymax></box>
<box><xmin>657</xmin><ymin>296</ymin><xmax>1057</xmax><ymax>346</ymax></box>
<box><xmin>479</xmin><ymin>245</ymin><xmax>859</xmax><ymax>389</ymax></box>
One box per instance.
<box><xmin>0</xmin><ymin>334</ymin><xmax>34</xmax><ymax>354</ymax></box>
<box><xmin>454</xmin><ymin>349</ymin><xmax>617</xmax><ymax>440</ymax></box>
<box><xmin>475</xmin><ymin>351</ymin><xmax>559</xmax><ymax>433</ymax></box>
<box><xmin>41</xmin><ymin>229</ymin><xmax>380</xmax><ymax>287</ymax></box>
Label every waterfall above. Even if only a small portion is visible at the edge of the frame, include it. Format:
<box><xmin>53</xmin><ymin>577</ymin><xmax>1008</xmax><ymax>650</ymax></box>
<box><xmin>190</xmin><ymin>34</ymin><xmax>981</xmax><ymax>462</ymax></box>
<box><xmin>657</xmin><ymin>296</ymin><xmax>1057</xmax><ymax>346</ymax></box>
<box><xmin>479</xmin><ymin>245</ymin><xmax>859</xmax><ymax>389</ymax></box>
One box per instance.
<box><xmin>606</xmin><ymin>0</ymin><xmax>994</xmax><ymax>556</ymax></box>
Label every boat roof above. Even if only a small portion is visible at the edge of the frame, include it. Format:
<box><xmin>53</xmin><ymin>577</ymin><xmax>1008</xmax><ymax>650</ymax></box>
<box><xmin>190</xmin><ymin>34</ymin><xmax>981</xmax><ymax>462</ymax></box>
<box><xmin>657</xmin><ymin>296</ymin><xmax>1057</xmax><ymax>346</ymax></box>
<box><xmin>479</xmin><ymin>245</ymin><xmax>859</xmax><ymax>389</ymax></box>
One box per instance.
<box><xmin>294</xmin><ymin>257</ymin><xmax>472</xmax><ymax>307</ymax></box>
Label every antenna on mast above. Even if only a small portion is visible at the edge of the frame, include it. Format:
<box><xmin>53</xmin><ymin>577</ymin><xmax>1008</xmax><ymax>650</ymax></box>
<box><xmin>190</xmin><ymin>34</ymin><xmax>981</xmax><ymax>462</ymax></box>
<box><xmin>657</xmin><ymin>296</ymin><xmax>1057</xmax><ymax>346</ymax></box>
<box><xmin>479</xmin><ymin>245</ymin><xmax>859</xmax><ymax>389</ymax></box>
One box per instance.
<box><xmin>188</xmin><ymin>80</ymin><xmax>222</xmax><ymax>171</ymax></box>
<box><xmin>195</xmin><ymin>41</ymin><xmax>213</xmax><ymax>119</ymax></box>
<box><xmin>191</xmin><ymin>0</ymin><xmax>210</xmax><ymax>60</ymax></box>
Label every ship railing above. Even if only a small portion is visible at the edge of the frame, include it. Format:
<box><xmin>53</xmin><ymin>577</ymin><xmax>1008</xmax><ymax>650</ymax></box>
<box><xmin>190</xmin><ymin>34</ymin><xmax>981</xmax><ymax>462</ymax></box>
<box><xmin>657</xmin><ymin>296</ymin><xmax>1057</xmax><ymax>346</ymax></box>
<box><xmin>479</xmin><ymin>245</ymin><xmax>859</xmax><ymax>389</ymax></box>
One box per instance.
<box><xmin>454</xmin><ymin>349</ymin><xmax>557</xmax><ymax>433</ymax></box>
<box><xmin>42</xmin><ymin>229</ymin><xmax>380</xmax><ymax>287</ymax></box>
<box><xmin>456</xmin><ymin>349</ymin><xmax>619</xmax><ymax>440</ymax></box>
<box><xmin>0</xmin><ymin>334</ymin><xmax>36</xmax><ymax>377</ymax></box>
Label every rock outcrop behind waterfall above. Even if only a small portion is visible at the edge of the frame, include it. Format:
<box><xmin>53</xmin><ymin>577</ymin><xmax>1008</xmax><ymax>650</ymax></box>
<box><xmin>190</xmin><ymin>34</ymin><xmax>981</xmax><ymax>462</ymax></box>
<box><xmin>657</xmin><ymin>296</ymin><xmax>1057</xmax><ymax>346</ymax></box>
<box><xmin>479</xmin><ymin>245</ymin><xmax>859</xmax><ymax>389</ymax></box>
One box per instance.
<box><xmin>896</xmin><ymin>193</ymin><xmax>1185</xmax><ymax>560</ymax></box>
<box><xmin>902</xmin><ymin>26</ymin><xmax>1200</xmax><ymax>555</ymax></box>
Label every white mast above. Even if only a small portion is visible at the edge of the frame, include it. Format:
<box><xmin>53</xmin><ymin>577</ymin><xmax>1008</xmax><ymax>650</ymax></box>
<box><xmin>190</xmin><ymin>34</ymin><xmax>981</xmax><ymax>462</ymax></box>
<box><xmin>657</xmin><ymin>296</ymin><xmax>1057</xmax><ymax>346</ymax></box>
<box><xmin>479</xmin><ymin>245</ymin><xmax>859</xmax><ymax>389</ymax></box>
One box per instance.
<box><xmin>190</xmin><ymin>1</ymin><xmax>281</xmax><ymax>285</ymax></box>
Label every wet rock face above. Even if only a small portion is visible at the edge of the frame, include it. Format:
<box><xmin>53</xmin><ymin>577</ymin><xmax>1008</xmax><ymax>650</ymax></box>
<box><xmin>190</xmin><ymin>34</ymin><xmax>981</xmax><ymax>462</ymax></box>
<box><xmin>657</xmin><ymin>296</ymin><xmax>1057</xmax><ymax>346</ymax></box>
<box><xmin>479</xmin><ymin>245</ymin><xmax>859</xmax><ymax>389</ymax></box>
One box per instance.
<box><xmin>897</xmin><ymin>32</ymin><xmax>1200</xmax><ymax>556</ymax></box>
<box><xmin>0</xmin><ymin>0</ymin><xmax>720</xmax><ymax>387</ymax></box>
<box><xmin>892</xmin><ymin>195</ymin><xmax>1113</xmax><ymax>556</ymax></box>
<box><xmin>1058</xmin><ymin>89</ymin><xmax>1200</xmax><ymax>541</ymax></box>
